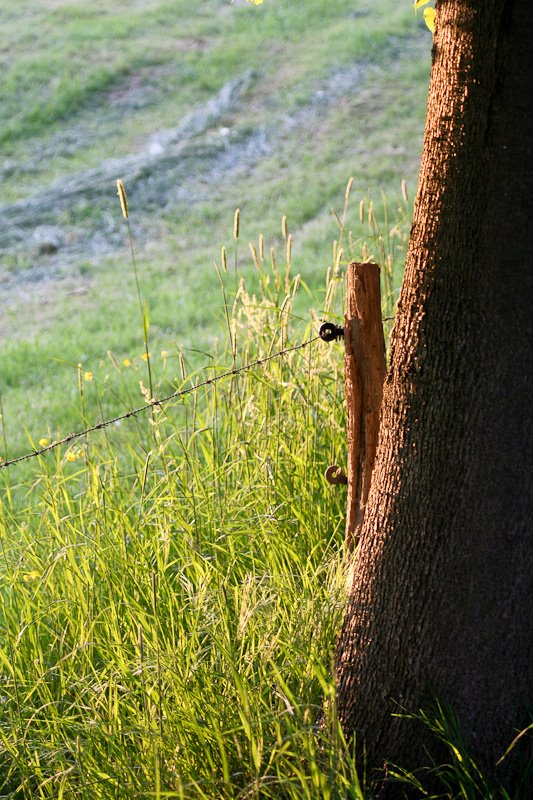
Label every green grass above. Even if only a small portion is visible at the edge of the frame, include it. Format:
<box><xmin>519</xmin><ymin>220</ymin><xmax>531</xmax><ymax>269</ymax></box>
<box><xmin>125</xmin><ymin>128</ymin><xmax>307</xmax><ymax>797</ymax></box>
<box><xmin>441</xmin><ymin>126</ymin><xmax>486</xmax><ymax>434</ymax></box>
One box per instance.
<box><xmin>0</xmin><ymin>0</ymin><xmax>431</xmax><ymax>465</ymax></box>
<box><xmin>0</xmin><ymin>189</ymin><xmax>408</xmax><ymax>489</ymax></box>
<box><xmin>1</xmin><ymin>238</ymin><xmax>528</xmax><ymax>798</ymax></box>
<box><xmin>0</xmin><ymin>253</ymin><xmax>359</xmax><ymax>798</ymax></box>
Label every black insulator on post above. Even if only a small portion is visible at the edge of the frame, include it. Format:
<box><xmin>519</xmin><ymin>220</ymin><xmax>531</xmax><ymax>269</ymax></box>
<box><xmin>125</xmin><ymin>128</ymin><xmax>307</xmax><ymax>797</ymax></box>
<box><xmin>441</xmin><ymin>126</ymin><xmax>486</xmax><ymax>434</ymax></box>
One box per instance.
<box><xmin>319</xmin><ymin>322</ymin><xmax>344</xmax><ymax>342</ymax></box>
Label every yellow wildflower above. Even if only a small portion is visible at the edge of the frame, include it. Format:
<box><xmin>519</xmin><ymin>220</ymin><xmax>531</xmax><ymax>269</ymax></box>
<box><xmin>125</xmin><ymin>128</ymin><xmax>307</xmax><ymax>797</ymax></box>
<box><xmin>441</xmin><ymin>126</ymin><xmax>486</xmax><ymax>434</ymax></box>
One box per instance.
<box><xmin>66</xmin><ymin>450</ymin><xmax>76</xmax><ymax>462</ymax></box>
<box><xmin>23</xmin><ymin>570</ymin><xmax>40</xmax><ymax>582</ymax></box>
<box><xmin>39</xmin><ymin>438</ymin><xmax>49</xmax><ymax>448</ymax></box>
<box><xmin>141</xmin><ymin>352</ymin><xmax>150</xmax><ymax>361</ymax></box>
<box><xmin>123</xmin><ymin>358</ymin><xmax>131</xmax><ymax>367</ymax></box>
<box><xmin>84</xmin><ymin>371</ymin><xmax>93</xmax><ymax>381</ymax></box>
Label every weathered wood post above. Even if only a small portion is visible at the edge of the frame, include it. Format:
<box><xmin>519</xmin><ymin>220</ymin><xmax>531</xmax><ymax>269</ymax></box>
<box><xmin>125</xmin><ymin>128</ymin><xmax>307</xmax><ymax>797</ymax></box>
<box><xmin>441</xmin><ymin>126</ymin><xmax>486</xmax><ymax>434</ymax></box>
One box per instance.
<box><xmin>344</xmin><ymin>261</ymin><xmax>386</xmax><ymax>549</ymax></box>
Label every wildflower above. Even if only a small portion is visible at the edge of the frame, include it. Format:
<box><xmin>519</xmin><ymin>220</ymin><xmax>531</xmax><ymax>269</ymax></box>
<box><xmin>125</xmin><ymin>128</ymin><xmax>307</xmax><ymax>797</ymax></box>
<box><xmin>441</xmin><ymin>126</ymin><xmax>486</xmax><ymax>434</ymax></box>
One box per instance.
<box><xmin>160</xmin><ymin>350</ymin><xmax>168</xmax><ymax>359</ymax></box>
<box><xmin>66</xmin><ymin>450</ymin><xmax>76</xmax><ymax>462</ymax></box>
<box><xmin>22</xmin><ymin>570</ymin><xmax>40</xmax><ymax>582</ymax></box>
<box><xmin>141</xmin><ymin>352</ymin><xmax>150</xmax><ymax>361</ymax></box>
<box><xmin>84</xmin><ymin>371</ymin><xmax>93</xmax><ymax>382</ymax></box>
<box><xmin>39</xmin><ymin>438</ymin><xmax>49</xmax><ymax>448</ymax></box>
<box><xmin>123</xmin><ymin>358</ymin><xmax>131</xmax><ymax>367</ymax></box>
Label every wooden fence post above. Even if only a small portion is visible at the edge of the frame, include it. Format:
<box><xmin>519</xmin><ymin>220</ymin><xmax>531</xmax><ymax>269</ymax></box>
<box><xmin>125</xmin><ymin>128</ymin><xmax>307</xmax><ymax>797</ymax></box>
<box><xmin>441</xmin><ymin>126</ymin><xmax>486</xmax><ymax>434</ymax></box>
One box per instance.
<box><xmin>344</xmin><ymin>261</ymin><xmax>386</xmax><ymax>549</ymax></box>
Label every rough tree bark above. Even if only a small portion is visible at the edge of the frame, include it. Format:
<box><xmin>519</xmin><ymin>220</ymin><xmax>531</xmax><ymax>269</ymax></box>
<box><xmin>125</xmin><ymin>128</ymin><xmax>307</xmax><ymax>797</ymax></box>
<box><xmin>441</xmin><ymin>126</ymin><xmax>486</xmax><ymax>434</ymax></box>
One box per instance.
<box><xmin>336</xmin><ymin>0</ymin><xmax>532</xmax><ymax>791</ymax></box>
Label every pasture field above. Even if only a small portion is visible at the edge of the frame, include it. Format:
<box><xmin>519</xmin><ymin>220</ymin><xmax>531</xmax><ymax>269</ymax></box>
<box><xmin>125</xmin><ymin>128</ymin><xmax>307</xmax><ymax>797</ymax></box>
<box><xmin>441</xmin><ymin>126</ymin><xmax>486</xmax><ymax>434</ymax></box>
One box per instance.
<box><xmin>0</xmin><ymin>0</ymin><xmax>430</xmax><ymax>465</ymax></box>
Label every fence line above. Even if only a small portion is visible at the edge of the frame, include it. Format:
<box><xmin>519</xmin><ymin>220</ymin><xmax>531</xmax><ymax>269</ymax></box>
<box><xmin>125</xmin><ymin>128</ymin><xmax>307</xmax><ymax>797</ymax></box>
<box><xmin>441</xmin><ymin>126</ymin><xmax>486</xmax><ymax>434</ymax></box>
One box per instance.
<box><xmin>0</xmin><ymin>336</ymin><xmax>321</xmax><ymax>471</ymax></box>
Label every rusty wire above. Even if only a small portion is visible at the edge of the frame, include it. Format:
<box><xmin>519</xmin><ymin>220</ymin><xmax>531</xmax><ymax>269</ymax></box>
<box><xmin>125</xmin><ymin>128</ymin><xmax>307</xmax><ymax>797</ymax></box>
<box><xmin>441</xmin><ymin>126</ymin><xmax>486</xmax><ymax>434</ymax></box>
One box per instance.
<box><xmin>0</xmin><ymin>336</ymin><xmax>322</xmax><ymax>470</ymax></box>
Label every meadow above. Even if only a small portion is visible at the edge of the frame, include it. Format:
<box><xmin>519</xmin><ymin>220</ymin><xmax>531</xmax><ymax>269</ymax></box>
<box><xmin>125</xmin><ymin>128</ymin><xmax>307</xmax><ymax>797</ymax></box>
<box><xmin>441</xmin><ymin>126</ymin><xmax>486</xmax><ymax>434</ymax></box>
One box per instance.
<box><xmin>0</xmin><ymin>0</ymin><xmax>430</xmax><ymax>462</ymax></box>
<box><xmin>0</xmin><ymin>1</ymin><xmax>450</xmax><ymax>797</ymax></box>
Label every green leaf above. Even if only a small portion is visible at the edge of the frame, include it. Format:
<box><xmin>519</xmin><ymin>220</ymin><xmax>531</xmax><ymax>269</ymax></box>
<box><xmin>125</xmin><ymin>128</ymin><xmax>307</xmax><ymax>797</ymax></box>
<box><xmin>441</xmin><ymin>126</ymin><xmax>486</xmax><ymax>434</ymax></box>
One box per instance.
<box><xmin>143</xmin><ymin>302</ymin><xmax>149</xmax><ymax>340</ymax></box>
<box><xmin>497</xmin><ymin>724</ymin><xmax>533</xmax><ymax>766</ymax></box>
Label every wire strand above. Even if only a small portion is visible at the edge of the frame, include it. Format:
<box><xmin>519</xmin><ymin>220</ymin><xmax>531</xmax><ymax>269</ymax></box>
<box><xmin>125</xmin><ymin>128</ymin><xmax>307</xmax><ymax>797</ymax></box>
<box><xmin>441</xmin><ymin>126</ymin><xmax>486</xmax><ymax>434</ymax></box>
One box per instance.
<box><xmin>0</xmin><ymin>336</ymin><xmax>321</xmax><ymax>470</ymax></box>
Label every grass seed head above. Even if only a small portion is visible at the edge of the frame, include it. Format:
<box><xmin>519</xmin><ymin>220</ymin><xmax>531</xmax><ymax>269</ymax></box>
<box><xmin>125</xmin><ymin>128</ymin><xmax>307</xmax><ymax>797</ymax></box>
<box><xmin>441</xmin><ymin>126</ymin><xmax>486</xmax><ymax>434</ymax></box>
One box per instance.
<box><xmin>401</xmin><ymin>177</ymin><xmax>409</xmax><ymax>205</ymax></box>
<box><xmin>286</xmin><ymin>233</ymin><xmax>292</xmax><ymax>266</ymax></box>
<box><xmin>345</xmin><ymin>176</ymin><xmax>354</xmax><ymax>202</ymax></box>
<box><xmin>116</xmin><ymin>179</ymin><xmax>129</xmax><ymax>220</ymax></box>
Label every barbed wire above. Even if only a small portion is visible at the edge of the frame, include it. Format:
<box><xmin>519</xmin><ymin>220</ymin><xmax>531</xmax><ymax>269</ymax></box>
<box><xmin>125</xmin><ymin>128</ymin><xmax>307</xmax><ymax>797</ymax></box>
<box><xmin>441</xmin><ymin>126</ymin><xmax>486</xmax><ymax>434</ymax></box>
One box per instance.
<box><xmin>0</xmin><ymin>336</ymin><xmax>322</xmax><ymax>471</ymax></box>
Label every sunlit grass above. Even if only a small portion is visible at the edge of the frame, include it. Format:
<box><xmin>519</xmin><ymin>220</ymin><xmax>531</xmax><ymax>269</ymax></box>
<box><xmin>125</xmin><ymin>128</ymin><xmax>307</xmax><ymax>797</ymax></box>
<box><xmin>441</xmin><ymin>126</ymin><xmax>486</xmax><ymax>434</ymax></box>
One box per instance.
<box><xmin>0</xmin><ymin>170</ymin><xmax>412</xmax><ymax>796</ymax></box>
<box><xmin>0</xmin><ymin>225</ymin><xmax>355</xmax><ymax>797</ymax></box>
<box><xmin>1</xmin><ymin>184</ymin><xmax>529</xmax><ymax>797</ymax></box>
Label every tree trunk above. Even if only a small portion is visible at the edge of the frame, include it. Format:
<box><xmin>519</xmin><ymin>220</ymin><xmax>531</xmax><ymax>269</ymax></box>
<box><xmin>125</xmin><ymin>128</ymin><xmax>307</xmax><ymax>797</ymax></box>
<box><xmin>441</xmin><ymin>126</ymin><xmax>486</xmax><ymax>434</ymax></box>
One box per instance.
<box><xmin>336</xmin><ymin>0</ymin><xmax>532</xmax><ymax>791</ymax></box>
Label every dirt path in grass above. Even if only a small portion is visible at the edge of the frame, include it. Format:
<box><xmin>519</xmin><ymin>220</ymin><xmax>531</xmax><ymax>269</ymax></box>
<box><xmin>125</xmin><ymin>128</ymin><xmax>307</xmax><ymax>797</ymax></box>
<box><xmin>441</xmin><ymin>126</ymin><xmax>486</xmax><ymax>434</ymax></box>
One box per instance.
<box><xmin>0</xmin><ymin>72</ymin><xmax>257</xmax><ymax>257</ymax></box>
<box><xmin>0</xmin><ymin>36</ymin><xmax>425</xmax><ymax>301</ymax></box>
